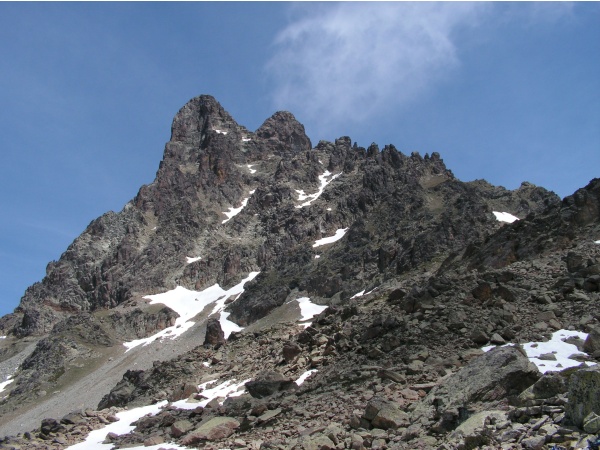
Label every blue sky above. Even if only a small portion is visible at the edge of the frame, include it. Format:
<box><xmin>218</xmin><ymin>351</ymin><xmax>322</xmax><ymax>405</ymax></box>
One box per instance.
<box><xmin>0</xmin><ymin>2</ymin><xmax>598</xmax><ymax>317</ymax></box>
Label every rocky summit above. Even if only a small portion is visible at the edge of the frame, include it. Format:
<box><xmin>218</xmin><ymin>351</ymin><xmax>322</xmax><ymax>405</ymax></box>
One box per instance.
<box><xmin>0</xmin><ymin>95</ymin><xmax>598</xmax><ymax>450</ymax></box>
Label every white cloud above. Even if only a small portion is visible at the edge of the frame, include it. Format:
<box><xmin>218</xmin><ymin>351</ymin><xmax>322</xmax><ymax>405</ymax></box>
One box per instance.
<box><xmin>267</xmin><ymin>3</ymin><xmax>486</xmax><ymax>129</ymax></box>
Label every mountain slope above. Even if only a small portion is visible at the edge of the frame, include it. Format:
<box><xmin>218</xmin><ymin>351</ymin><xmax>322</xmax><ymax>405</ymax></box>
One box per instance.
<box><xmin>0</xmin><ymin>96</ymin><xmax>597</xmax><ymax>449</ymax></box>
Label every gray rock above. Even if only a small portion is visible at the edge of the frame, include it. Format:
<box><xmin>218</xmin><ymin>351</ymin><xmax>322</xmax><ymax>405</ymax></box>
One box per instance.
<box><xmin>565</xmin><ymin>365</ymin><xmax>600</xmax><ymax>428</ymax></box>
<box><xmin>171</xmin><ymin>419</ymin><xmax>194</xmax><ymax>438</ymax></box>
<box><xmin>583</xmin><ymin>411</ymin><xmax>600</xmax><ymax>434</ymax></box>
<box><xmin>181</xmin><ymin>417</ymin><xmax>240</xmax><ymax>444</ymax></box>
<box><xmin>411</xmin><ymin>346</ymin><xmax>540</xmax><ymax>432</ymax></box>
<box><xmin>363</xmin><ymin>397</ymin><xmax>409</xmax><ymax>430</ymax></box>
<box><xmin>583</xmin><ymin>327</ymin><xmax>600</xmax><ymax>355</ymax></box>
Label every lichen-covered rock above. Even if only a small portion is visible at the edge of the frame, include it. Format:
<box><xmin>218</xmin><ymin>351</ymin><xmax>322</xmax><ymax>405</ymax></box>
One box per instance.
<box><xmin>565</xmin><ymin>365</ymin><xmax>600</xmax><ymax>428</ymax></box>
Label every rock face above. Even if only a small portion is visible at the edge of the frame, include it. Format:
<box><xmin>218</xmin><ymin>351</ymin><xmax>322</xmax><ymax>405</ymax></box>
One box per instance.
<box><xmin>1</xmin><ymin>95</ymin><xmax>599</xmax><ymax>449</ymax></box>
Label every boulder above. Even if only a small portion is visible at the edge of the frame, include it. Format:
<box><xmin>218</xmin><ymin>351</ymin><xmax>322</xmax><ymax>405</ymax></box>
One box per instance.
<box><xmin>40</xmin><ymin>418</ymin><xmax>64</xmax><ymax>435</ymax></box>
<box><xmin>181</xmin><ymin>417</ymin><xmax>240</xmax><ymax>444</ymax></box>
<box><xmin>583</xmin><ymin>412</ymin><xmax>600</xmax><ymax>434</ymax></box>
<box><xmin>365</xmin><ymin>398</ymin><xmax>409</xmax><ymax>430</ymax></box>
<box><xmin>204</xmin><ymin>317</ymin><xmax>226</xmax><ymax>348</ymax></box>
<box><xmin>168</xmin><ymin>382</ymin><xmax>199</xmax><ymax>402</ymax></box>
<box><xmin>245</xmin><ymin>370</ymin><xmax>297</xmax><ymax>399</ymax></box>
<box><xmin>411</xmin><ymin>346</ymin><xmax>540</xmax><ymax>432</ymax></box>
<box><xmin>583</xmin><ymin>326</ymin><xmax>600</xmax><ymax>355</ymax></box>
<box><xmin>171</xmin><ymin>419</ymin><xmax>194</xmax><ymax>438</ymax></box>
<box><xmin>282</xmin><ymin>342</ymin><xmax>302</xmax><ymax>362</ymax></box>
<box><xmin>565</xmin><ymin>365</ymin><xmax>600</xmax><ymax>428</ymax></box>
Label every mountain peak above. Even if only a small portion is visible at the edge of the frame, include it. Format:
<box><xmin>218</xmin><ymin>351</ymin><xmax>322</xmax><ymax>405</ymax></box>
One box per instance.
<box><xmin>256</xmin><ymin>110</ymin><xmax>312</xmax><ymax>155</ymax></box>
<box><xmin>170</xmin><ymin>95</ymin><xmax>239</xmax><ymax>145</ymax></box>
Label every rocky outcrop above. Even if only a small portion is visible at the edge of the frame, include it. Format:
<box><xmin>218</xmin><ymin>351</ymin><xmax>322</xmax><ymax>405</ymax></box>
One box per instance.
<box><xmin>411</xmin><ymin>346</ymin><xmax>540</xmax><ymax>432</ymax></box>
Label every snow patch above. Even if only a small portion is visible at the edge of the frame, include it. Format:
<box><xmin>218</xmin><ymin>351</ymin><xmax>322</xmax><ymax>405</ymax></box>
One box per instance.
<box><xmin>314</xmin><ymin>255</ymin><xmax>321</xmax><ymax>259</ymax></box>
<box><xmin>242</xmin><ymin>137</ymin><xmax>251</xmax><ymax>142</ymax></box>
<box><xmin>66</xmin><ymin>376</ymin><xmax>250</xmax><ymax>449</ymax></box>
<box><xmin>66</xmin><ymin>401</ymin><xmax>169</xmax><ymax>450</ymax></box>
<box><xmin>222</xmin><ymin>190</ymin><xmax>255</xmax><ymax>224</ymax></box>
<box><xmin>214</xmin><ymin>129</ymin><xmax>227</xmax><ymax>135</ymax></box>
<box><xmin>297</xmin><ymin>297</ymin><xmax>327</xmax><ymax>323</ymax></box>
<box><xmin>0</xmin><ymin>376</ymin><xmax>14</xmax><ymax>394</ymax></box>
<box><xmin>350</xmin><ymin>286</ymin><xmax>377</xmax><ymax>299</ymax></box>
<box><xmin>313</xmin><ymin>228</ymin><xmax>348</xmax><ymax>247</ymax></box>
<box><xmin>0</xmin><ymin>336</ymin><xmax>6</xmax><ymax>339</ymax></box>
<box><xmin>185</xmin><ymin>256</ymin><xmax>201</xmax><ymax>264</ymax></box>
<box><xmin>483</xmin><ymin>329</ymin><xmax>596</xmax><ymax>374</ymax></box>
<box><xmin>295</xmin><ymin>171</ymin><xmax>342</xmax><ymax>208</ymax></box>
<box><xmin>123</xmin><ymin>272</ymin><xmax>259</xmax><ymax>351</ymax></box>
<box><xmin>595</xmin><ymin>240</ymin><xmax>600</xmax><ymax>244</ymax></box>
<box><xmin>493</xmin><ymin>211</ymin><xmax>519</xmax><ymax>223</ymax></box>
<box><xmin>295</xmin><ymin>369</ymin><xmax>318</xmax><ymax>386</ymax></box>
<box><xmin>172</xmin><ymin>378</ymin><xmax>250</xmax><ymax>410</ymax></box>
<box><xmin>247</xmin><ymin>164</ymin><xmax>256</xmax><ymax>174</ymax></box>
<box><xmin>66</xmin><ymin>376</ymin><xmax>252</xmax><ymax>447</ymax></box>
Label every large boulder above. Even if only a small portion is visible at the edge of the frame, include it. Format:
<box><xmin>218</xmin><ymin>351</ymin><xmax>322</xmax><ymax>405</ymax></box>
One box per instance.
<box><xmin>565</xmin><ymin>365</ymin><xmax>600</xmax><ymax>428</ymax></box>
<box><xmin>244</xmin><ymin>370</ymin><xmax>297</xmax><ymax>399</ymax></box>
<box><xmin>180</xmin><ymin>417</ymin><xmax>240</xmax><ymax>444</ymax></box>
<box><xmin>203</xmin><ymin>317</ymin><xmax>226</xmax><ymax>348</ymax></box>
<box><xmin>363</xmin><ymin>397</ymin><xmax>409</xmax><ymax>430</ymax></box>
<box><xmin>411</xmin><ymin>346</ymin><xmax>540</xmax><ymax>432</ymax></box>
<box><xmin>583</xmin><ymin>326</ymin><xmax>600</xmax><ymax>356</ymax></box>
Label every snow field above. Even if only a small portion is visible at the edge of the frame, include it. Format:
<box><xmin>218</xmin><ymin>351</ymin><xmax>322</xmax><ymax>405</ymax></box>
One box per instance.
<box><xmin>483</xmin><ymin>329</ymin><xmax>596</xmax><ymax>374</ymax></box>
<box><xmin>313</xmin><ymin>228</ymin><xmax>348</xmax><ymax>248</ymax></box>
<box><xmin>295</xmin><ymin>171</ymin><xmax>342</xmax><ymax>208</ymax></box>
<box><xmin>123</xmin><ymin>272</ymin><xmax>260</xmax><ymax>351</ymax></box>
<box><xmin>247</xmin><ymin>164</ymin><xmax>256</xmax><ymax>173</ymax></box>
<box><xmin>492</xmin><ymin>211</ymin><xmax>519</xmax><ymax>223</ymax></box>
